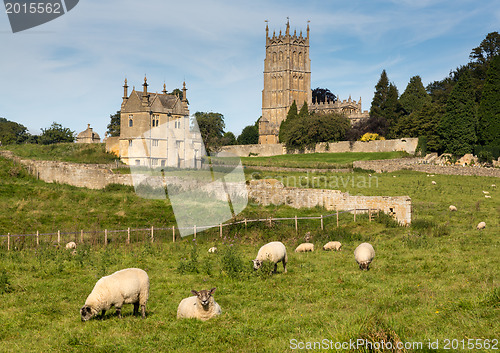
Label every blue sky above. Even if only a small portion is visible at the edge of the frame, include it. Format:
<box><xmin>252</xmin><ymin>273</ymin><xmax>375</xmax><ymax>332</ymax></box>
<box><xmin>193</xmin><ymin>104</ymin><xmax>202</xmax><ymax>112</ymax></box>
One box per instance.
<box><xmin>0</xmin><ymin>0</ymin><xmax>498</xmax><ymax>138</ymax></box>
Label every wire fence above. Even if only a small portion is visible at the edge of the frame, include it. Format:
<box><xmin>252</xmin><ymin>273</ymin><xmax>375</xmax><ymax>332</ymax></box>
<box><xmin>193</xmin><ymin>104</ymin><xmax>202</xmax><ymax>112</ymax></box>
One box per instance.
<box><xmin>0</xmin><ymin>208</ymin><xmax>381</xmax><ymax>251</ymax></box>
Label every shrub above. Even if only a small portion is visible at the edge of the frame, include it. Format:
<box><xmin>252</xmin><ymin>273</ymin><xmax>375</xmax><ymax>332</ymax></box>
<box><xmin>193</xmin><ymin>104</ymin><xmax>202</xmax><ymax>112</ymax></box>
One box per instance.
<box><xmin>219</xmin><ymin>239</ymin><xmax>245</xmax><ymax>279</ymax></box>
<box><xmin>359</xmin><ymin>133</ymin><xmax>385</xmax><ymax>142</ymax></box>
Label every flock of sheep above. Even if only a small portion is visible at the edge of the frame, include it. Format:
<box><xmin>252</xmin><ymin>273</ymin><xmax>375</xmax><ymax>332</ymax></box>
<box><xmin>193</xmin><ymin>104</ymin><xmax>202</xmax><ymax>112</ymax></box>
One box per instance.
<box><xmin>77</xmin><ymin>235</ymin><xmax>375</xmax><ymax>322</ymax></box>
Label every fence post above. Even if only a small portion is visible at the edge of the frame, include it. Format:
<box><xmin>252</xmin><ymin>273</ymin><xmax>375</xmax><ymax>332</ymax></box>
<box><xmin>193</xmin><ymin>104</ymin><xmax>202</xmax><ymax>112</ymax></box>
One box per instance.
<box><xmin>354</xmin><ymin>207</ymin><xmax>356</xmax><ymax>222</ymax></box>
<box><xmin>369</xmin><ymin>208</ymin><xmax>372</xmax><ymax>222</ymax></box>
<box><xmin>220</xmin><ymin>223</ymin><xmax>222</xmax><ymax>238</ymax></box>
<box><xmin>194</xmin><ymin>225</ymin><xmax>197</xmax><ymax>239</ymax></box>
<box><xmin>7</xmin><ymin>233</ymin><xmax>10</xmax><ymax>251</ymax></box>
<box><xmin>80</xmin><ymin>230</ymin><xmax>84</xmax><ymax>243</ymax></box>
<box><xmin>336</xmin><ymin>209</ymin><xmax>339</xmax><ymax>228</ymax></box>
<box><xmin>127</xmin><ymin>227</ymin><xmax>130</xmax><ymax>244</ymax></box>
<box><xmin>320</xmin><ymin>215</ymin><xmax>324</xmax><ymax>230</ymax></box>
<box><xmin>36</xmin><ymin>230</ymin><xmax>39</xmax><ymax>246</ymax></box>
<box><xmin>104</xmin><ymin>229</ymin><xmax>108</xmax><ymax>246</ymax></box>
<box><xmin>57</xmin><ymin>230</ymin><xmax>60</xmax><ymax>245</ymax></box>
<box><xmin>244</xmin><ymin>218</ymin><xmax>247</xmax><ymax>231</ymax></box>
<box><xmin>172</xmin><ymin>226</ymin><xmax>175</xmax><ymax>243</ymax></box>
<box><xmin>269</xmin><ymin>217</ymin><xmax>272</xmax><ymax>227</ymax></box>
<box><xmin>295</xmin><ymin>215</ymin><xmax>298</xmax><ymax>234</ymax></box>
<box><xmin>151</xmin><ymin>226</ymin><xmax>154</xmax><ymax>243</ymax></box>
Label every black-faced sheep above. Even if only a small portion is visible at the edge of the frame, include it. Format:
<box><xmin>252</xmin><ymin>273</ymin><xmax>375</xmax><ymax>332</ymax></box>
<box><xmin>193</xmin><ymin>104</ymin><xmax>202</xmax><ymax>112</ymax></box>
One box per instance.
<box><xmin>477</xmin><ymin>222</ymin><xmax>486</xmax><ymax>230</ymax></box>
<box><xmin>66</xmin><ymin>241</ymin><xmax>76</xmax><ymax>250</ymax></box>
<box><xmin>295</xmin><ymin>243</ymin><xmax>314</xmax><ymax>252</ymax></box>
<box><xmin>323</xmin><ymin>241</ymin><xmax>342</xmax><ymax>251</ymax></box>
<box><xmin>354</xmin><ymin>243</ymin><xmax>375</xmax><ymax>271</ymax></box>
<box><xmin>449</xmin><ymin>205</ymin><xmax>457</xmax><ymax>212</ymax></box>
<box><xmin>252</xmin><ymin>241</ymin><xmax>287</xmax><ymax>273</ymax></box>
<box><xmin>177</xmin><ymin>288</ymin><xmax>221</xmax><ymax>321</ymax></box>
<box><xmin>80</xmin><ymin>268</ymin><xmax>149</xmax><ymax>321</ymax></box>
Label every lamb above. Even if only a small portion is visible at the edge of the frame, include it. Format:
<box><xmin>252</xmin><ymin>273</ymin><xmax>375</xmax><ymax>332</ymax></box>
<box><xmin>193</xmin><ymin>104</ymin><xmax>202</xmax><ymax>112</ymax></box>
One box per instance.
<box><xmin>482</xmin><ymin>191</ymin><xmax>489</xmax><ymax>194</ymax></box>
<box><xmin>477</xmin><ymin>222</ymin><xmax>486</xmax><ymax>230</ymax></box>
<box><xmin>80</xmin><ymin>268</ymin><xmax>149</xmax><ymax>321</ymax></box>
<box><xmin>323</xmin><ymin>241</ymin><xmax>342</xmax><ymax>251</ymax></box>
<box><xmin>177</xmin><ymin>288</ymin><xmax>221</xmax><ymax>321</ymax></box>
<box><xmin>485</xmin><ymin>195</ymin><xmax>492</xmax><ymax>199</ymax></box>
<box><xmin>65</xmin><ymin>241</ymin><xmax>76</xmax><ymax>250</ymax></box>
<box><xmin>449</xmin><ymin>205</ymin><xmax>457</xmax><ymax>212</ymax></box>
<box><xmin>295</xmin><ymin>243</ymin><xmax>314</xmax><ymax>252</ymax></box>
<box><xmin>431</xmin><ymin>181</ymin><xmax>437</xmax><ymax>185</ymax></box>
<box><xmin>252</xmin><ymin>241</ymin><xmax>287</xmax><ymax>273</ymax></box>
<box><xmin>354</xmin><ymin>243</ymin><xmax>375</xmax><ymax>271</ymax></box>
<box><xmin>208</xmin><ymin>247</ymin><xmax>217</xmax><ymax>253</ymax></box>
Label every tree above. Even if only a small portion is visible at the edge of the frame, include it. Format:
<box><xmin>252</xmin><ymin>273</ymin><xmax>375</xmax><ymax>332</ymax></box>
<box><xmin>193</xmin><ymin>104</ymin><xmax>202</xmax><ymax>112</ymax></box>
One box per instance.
<box><xmin>346</xmin><ymin>115</ymin><xmax>388</xmax><ymax>141</ymax></box>
<box><xmin>221</xmin><ymin>131</ymin><xmax>237</xmax><ymax>146</ymax></box>
<box><xmin>312</xmin><ymin>88</ymin><xmax>336</xmax><ymax>104</ymax></box>
<box><xmin>384</xmin><ymin>83</ymin><xmax>403</xmax><ymax>138</ymax></box>
<box><xmin>477</xmin><ymin>54</ymin><xmax>500</xmax><ymax>146</ymax></box>
<box><xmin>237</xmin><ymin>125</ymin><xmax>259</xmax><ymax>145</ymax></box>
<box><xmin>106</xmin><ymin>111</ymin><xmax>120</xmax><ymax>137</ymax></box>
<box><xmin>370</xmin><ymin>70</ymin><xmax>390</xmax><ymax>118</ymax></box>
<box><xmin>440</xmin><ymin>71</ymin><xmax>477</xmax><ymax>155</ymax></box>
<box><xmin>278</xmin><ymin>101</ymin><xmax>299</xmax><ymax>143</ymax></box>
<box><xmin>193</xmin><ymin>112</ymin><xmax>225</xmax><ymax>153</ymax></box>
<box><xmin>0</xmin><ymin>118</ymin><xmax>31</xmax><ymax>145</ymax></box>
<box><xmin>39</xmin><ymin>122</ymin><xmax>75</xmax><ymax>145</ymax></box>
<box><xmin>399</xmin><ymin>76</ymin><xmax>431</xmax><ymax>115</ymax></box>
<box><xmin>469</xmin><ymin>31</ymin><xmax>500</xmax><ymax>66</ymax></box>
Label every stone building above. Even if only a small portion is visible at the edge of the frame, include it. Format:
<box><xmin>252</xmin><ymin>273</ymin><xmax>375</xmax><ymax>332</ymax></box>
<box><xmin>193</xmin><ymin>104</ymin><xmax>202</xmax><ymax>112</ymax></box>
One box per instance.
<box><xmin>117</xmin><ymin>77</ymin><xmax>204</xmax><ymax>168</ymax></box>
<box><xmin>259</xmin><ymin>20</ymin><xmax>369</xmax><ymax>144</ymax></box>
<box><xmin>76</xmin><ymin>124</ymin><xmax>100</xmax><ymax>143</ymax></box>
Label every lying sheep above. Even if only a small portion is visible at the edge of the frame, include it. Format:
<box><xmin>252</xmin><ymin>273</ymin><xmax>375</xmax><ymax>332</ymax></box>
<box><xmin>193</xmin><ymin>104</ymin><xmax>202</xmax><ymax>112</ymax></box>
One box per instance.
<box><xmin>483</xmin><ymin>191</ymin><xmax>489</xmax><ymax>194</ymax></box>
<box><xmin>323</xmin><ymin>241</ymin><xmax>342</xmax><ymax>251</ymax></box>
<box><xmin>449</xmin><ymin>205</ymin><xmax>457</xmax><ymax>212</ymax></box>
<box><xmin>208</xmin><ymin>247</ymin><xmax>217</xmax><ymax>253</ymax></box>
<box><xmin>295</xmin><ymin>243</ymin><xmax>314</xmax><ymax>252</ymax></box>
<box><xmin>492</xmin><ymin>184</ymin><xmax>496</xmax><ymax>188</ymax></box>
<box><xmin>80</xmin><ymin>268</ymin><xmax>149</xmax><ymax>321</ymax></box>
<box><xmin>252</xmin><ymin>241</ymin><xmax>287</xmax><ymax>273</ymax></box>
<box><xmin>477</xmin><ymin>222</ymin><xmax>486</xmax><ymax>230</ymax></box>
<box><xmin>485</xmin><ymin>195</ymin><xmax>492</xmax><ymax>199</ymax></box>
<box><xmin>431</xmin><ymin>181</ymin><xmax>437</xmax><ymax>185</ymax></box>
<box><xmin>177</xmin><ymin>288</ymin><xmax>221</xmax><ymax>321</ymax></box>
<box><xmin>65</xmin><ymin>241</ymin><xmax>76</xmax><ymax>250</ymax></box>
<box><xmin>354</xmin><ymin>243</ymin><xmax>375</xmax><ymax>271</ymax></box>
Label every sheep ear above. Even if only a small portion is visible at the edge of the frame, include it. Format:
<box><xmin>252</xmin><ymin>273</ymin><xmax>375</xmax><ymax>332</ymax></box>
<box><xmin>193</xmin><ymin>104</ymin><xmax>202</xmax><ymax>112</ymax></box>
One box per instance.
<box><xmin>191</xmin><ymin>290</ymin><xmax>198</xmax><ymax>296</ymax></box>
<box><xmin>210</xmin><ymin>288</ymin><xmax>216</xmax><ymax>294</ymax></box>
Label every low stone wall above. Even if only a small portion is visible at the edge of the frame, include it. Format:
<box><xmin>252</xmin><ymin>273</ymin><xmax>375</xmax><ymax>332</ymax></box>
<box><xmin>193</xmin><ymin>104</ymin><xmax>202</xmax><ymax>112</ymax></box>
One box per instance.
<box><xmin>221</xmin><ymin>138</ymin><xmax>418</xmax><ymax>157</ymax></box>
<box><xmin>248</xmin><ymin>179</ymin><xmax>412</xmax><ymax>226</ymax></box>
<box><xmin>353</xmin><ymin>158</ymin><xmax>500</xmax><ymax>177</ymax></box>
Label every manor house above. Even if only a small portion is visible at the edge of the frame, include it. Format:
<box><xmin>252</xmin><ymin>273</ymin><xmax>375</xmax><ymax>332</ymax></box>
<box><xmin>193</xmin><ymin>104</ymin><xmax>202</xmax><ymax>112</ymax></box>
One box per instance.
<box><xmin>259</xmin><ymin>20</ymin><xmax>369</xmax><ymax>144</ymax></box>
<box><xmin>116</xmin><ymin>77</ymin><xmax>203</xmax><ymax>168</ymax></box>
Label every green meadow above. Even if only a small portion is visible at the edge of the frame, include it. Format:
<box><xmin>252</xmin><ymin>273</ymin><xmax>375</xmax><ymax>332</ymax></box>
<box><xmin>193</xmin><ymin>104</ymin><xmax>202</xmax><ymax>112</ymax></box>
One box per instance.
<box><xmin>0</xmin><ymin>148</ymin><xmax>499</xmax><ymax>352</ymax></box>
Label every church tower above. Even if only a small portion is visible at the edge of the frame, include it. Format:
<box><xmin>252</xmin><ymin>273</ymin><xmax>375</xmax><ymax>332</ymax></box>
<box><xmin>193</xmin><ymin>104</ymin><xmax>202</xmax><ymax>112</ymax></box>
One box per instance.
<box><xmin>259</xmin><ymin>20</ymin><xmax>312</xmax><ymax>144</ymax></box>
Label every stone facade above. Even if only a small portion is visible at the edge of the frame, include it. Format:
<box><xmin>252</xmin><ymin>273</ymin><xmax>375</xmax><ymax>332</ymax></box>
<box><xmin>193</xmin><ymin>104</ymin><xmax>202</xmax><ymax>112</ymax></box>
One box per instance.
<box><xmin>116</xmin><ymin>78</ymin><xmax>203</xmax><ymax>168</ymax></box>
<box><xmin>259</xmin><ymin>20</ymin><xmax>369</xmax><ymax>144</ymax></box>
<box><xmin>76</xmin><ymin>124</ymin><xmax>101</xmax><ymax>143</ymax></box>
<box><xmin>248</xmin><ymin>179</ymin><xmax>412</xmax><ymax>225</ymax></box>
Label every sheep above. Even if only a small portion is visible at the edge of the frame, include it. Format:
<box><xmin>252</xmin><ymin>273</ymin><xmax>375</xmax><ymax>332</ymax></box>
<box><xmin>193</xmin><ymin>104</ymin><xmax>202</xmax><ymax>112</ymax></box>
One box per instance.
<box><xmin>304</xmin><ymin>231</ymin><xmax>311</xmax><ymax>242</ymax></box>
<box><xmin>483</xmin><ymin>191</ymin><xmax>489</xmax><ymax>194</ymax></box>
<box><xmin>431</xmin><ymin>181</ymin><xmax>437</xmax><ymax>185</ymax></box>
<box><xmin>477</xmin><ymin>222</ymin><xmax>486</xmax><ymax>230</ymax></box>
<box><xmin>80</xmin><ymin>268</ymin><xmax>149</xmax><ymax>321</ymax></box>
<box><xmin>252</xmin><ymin>241</ymin><xmax>287</xmax><ymax>273</ymax></box>
<box><xmin>485</xmin><ymin>195</ymin><xmax>492</xmax><ymax>199</ymax></box>
<box><xmin>492</xmin><ymin>184</ymin><xmax>497</xmax><ymax>188</ymax></box>
<box><xmin>208</xmin><ymin>247</ymin><xmax>217</xmax><ymax>253</ymax></box>
<box><xmin>65</xmin><ymin>241</ymin><xmax>76</xmax><ymax>250</ymax></box>
<box><xmin>323</xmin><ymin>241</ymin><xmax>342</xmax><ymax>251</ymax></box>
<box><xmin>354</xmin><ymin>243</ymin><xmax>375</xmax><ymax>271</ymax></box>
<box><xmin>177</xmin><ymin>288</ymin><xmax>221</xmax><ymax>321</ymax></box>
<box><xmin>449</xmin><ymin>205</ymin><xmax>457</xmax><ymax>212</ymax></box>
<box><xmin>295</xmin><ymin>243</ymin><xmax>314</xmax><ymax>252</ymax></box>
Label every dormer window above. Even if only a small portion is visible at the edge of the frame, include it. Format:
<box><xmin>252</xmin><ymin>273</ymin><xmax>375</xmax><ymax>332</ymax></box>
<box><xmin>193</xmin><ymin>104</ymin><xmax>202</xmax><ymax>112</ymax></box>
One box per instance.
<box><xmin>129</xmin><ymin>115</ymin><xmax>133</xmax><ymax>127</ymax></box>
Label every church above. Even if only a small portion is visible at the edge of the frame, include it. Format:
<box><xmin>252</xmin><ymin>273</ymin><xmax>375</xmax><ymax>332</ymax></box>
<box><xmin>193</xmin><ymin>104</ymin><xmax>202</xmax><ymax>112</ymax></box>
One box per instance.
<box><xmin>259</xmin><ymin>20</ymin><xmax>369</xmax><ymax>144</ymax></box>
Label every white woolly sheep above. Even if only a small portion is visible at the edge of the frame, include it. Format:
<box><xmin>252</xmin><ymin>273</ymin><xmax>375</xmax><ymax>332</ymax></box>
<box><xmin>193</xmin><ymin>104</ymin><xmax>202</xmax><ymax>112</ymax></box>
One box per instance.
<box><xmin>477</xmin><ymin>222</ymin><xmax>486</xmax><ymax>230</ymax></box>
<box><xmin>80</xmin><ymin>268</ymin><xmax>149</xmax><ymax>321</ymax></box>
<box><xmin>65</xmin><ymin>241</ymin><xmax>76</xmax><ymax>250</ymax></box>
<box><xmin>492</xmin><ymin>184</ymin><xmax>496</xmax><ymax>188</ymax></box>
<box><xmin>431</xmin><ymin>181</ymin><xmax>437</xmax><ymax>185</ymax></box>
<box><xmin>449</xmin><ymin>205</ymin><xmax>457</xmax><ymax>212</ymax></box>
<box><xmin>252</xmin><ymin>241</ymin><xmax>287</xmax><ymax>273</ymax></box>
<box><xmin>483</xmin><ymin>191</ymin><xmax>489</xmax><ymax>194</ymax></box>
<box><xmin>295</xmin><ymin>243</ymin><xmax>314</xmax><ymax>252</ymax></box>
<box><xmin>354</xmin><ymin>243</ymin><xmax>375</xmax><ymax>271</ymax></box>
<box><xmin>177</xmin><ymin>288</ymin><xmax>221</xmax><ymax>321</ymax></box>
<box><xmin>323</xmin><ymin>241</ymin><xmax>342</xmax><ymax>251</ymax></box>
<box><xmin>485</xmin><ymin>195</ymin><xmax>492</xmax><ymax>199</ymax></box>
<box><xmin>208</xmin><ymin>247</ymin><xmax>217</xmax><ymax>253</ymax></box>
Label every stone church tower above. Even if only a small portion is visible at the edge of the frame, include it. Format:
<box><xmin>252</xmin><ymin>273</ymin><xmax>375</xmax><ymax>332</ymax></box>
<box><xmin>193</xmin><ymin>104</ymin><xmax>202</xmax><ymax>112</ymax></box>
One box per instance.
<box><xmin>259</xmin><ymin>20</ymin><xmax>312</xmax><ymax>144</ymax></box>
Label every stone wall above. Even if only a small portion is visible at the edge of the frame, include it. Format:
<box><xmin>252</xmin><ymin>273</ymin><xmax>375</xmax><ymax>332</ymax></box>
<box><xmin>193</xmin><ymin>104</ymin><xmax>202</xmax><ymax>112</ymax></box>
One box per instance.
<box><xmin>220</xmin><ymin>138</ymin><xmax>418</xmax><ymax>157</ymax></box>
<box><xmin>248</xmin><ymin>179</ymin><xmax>412</xmax><ymax>225</ymax></box>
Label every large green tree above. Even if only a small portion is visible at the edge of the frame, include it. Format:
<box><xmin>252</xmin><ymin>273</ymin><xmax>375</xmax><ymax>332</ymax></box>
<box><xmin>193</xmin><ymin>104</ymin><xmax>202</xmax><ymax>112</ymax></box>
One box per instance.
<box><xmin>370</xmin><ymin>70</ymin><xmax>390</xmax><ymax>118</ymax></box>
<box><xmin>39</xmin><ymin>122</ymin><xmax>75</xmax><ymax>145</ymax></box>
<box><xmin>106</xmin><ymin>111</ymin><xmax>121</xmax><ymax>137</ymax></box>
<box><xmin>440</xmin><ymin>71</ymin><xmax>477</xmax><ymax>155</ymax></box>
<box><xmin>384</xmin><ymin>83</ymin><xmax>403</xmax><ymax>138</ymax></box>
<box><xmin>0</xmin><ymin>118</ymin><xmax>31</xmax><ymax>145</ymax></box>
<box><xmin>399</xmin><ymin>76</ymin><xmax>430</xmax><ymax>115</ymax></box>
<box><xmin>193</xmin><ymin>112</ymin><xmax>225</xmax><ymax>153</ymax></box>
<box><xmin>237</xmin><ymin>121</ymin><xmax>259</xmax><ymax>145</ymax></box>
<box><xmin>477</xmin><ymin>54</ymin><xmax>500</xmax><ymax>146</ymax></box>
<box><xmin>278</xmin><ymin>100</ymin><xmax>299</xmax><ymax>143</ymax></box>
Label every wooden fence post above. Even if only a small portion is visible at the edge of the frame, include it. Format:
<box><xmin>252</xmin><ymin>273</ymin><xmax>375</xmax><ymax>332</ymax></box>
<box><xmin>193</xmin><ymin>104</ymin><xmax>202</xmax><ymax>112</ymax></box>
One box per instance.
<box><xmin>354</xmin><ymin>207</ymin><xmax>356</xmax><ymax>222</ymax></box>
<box><xmin>320</xmin><ymin>215</ymin><xmax>324</xmax><ymax>230</ymax></box>
<box><xmin>104</xmin><ymin>229</ymin><xmax>108</xmax><ymax>246</ymax></box>
<box><xmin>194</xmin><ymin>225</ymin><xmax>197</xmax><ymax>239</ymax></box>
<box><xmin>7</xmin><ymin>233</ymin><xmax>10</xmax><ymax>251</ymax></box>
<box><xmin>244</xmin><ymin>219</ymin><xmax>247</xmax><ymax>231</ymax></box>
<box><xmin>269</xmin><ymin>217</ymin><xmax>272</xmax><ymax>227</ymax></box>
<box><xmin>295</xmin><ymin>215</ymin><xmax>298</xmax><ymax>234</ymax></box>
<box><xmin>172</xmin><ymin>226</ymin><xmax>175</xmax><ymax>243</ymax></box>
<box><xmin>127</xmin><ymin>228</ymin><xmax>130</xmax><ymax>244</ymax></box>
<box><xmin>369</xmin><ymin>209</ymin><xmax>372</xmax><ymax>222</ymax></box>
<box><xmin>36</xmin><ymin>230</ymin><xmax>39</xmax><ymax>246</ymax></box>
<box><xmin>219</xmin><ymin>223</ymin><xmax>222</xmax><ymax>238</ymax></box>
<box><xmin>336</xmin><ymin>209</ymin><xmax>339</xmax><ymax>228</ymax></box>
<box><xmin>80</xmin><ymin>230</ymin><xmax>84</xmax><ymax>243</ymax></box>
<box><xmin>151</xmin><ymin>226</ymin><xmax>154</xmax><ymax>243</ymax></box>
<box><xmin>57</xmin><ymin>230</ymin><xmax>60</xmax><ymax>245</ymax></box>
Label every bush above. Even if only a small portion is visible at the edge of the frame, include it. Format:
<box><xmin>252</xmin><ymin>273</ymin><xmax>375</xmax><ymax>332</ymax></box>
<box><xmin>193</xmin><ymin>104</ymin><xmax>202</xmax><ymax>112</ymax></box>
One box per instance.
<box><xmin>359</xmin><ymin>133</ymin><xmax>385</xmax><ymax>142</ymax></box>
<box><xmin>478</xmin><ymin>150</ymin><xmax>494</xmax><ymax>164</ymax></box>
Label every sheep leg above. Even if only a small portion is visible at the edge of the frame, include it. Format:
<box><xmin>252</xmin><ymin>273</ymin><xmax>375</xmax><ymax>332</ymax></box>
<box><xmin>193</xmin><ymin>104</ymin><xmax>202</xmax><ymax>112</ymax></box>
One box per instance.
<box><xmin>133</xmin><ymin>303</ymin><xmax>139</xmax><ymax>316</ymax></box>
<box><xmin>140</xmin><ymin>305</ymin><xmax>146</xmax><ymax>319</ymax></box>
<box><xmin>273</xmin><ymin>263</ymin><xmax>278</xmax><ymax>273</ymax></box>
<box><xmin>116</xmin><ymin>307</ymin><xmax>122</xmax><ymax>318</ymax></box>
<box><xmin>100</xmin><ymin>310</ymin><xmax>106</xmax><ymax>319</ymax></box>
<box><xmin>283</xmin><ymin>259</ymin><xmax>287</xmax><ymax>273</ymax></box>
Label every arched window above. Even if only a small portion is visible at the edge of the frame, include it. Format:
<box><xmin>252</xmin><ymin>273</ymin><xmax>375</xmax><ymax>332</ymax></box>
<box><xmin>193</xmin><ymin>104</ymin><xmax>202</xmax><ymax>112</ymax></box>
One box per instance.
<box><xmin>128</xmin><ymin>115</ymin><xmax>133</xmax><ymax>127</ymax></box>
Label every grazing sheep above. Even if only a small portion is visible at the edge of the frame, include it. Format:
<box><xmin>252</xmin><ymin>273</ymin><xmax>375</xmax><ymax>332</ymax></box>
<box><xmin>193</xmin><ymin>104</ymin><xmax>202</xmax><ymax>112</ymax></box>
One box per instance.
<box><xmin>252</xmin><ymin>241</ymin><xmax>287</xmax><ymax>273</ymax></box>
<box><xmin>177</xmin><ymin>288</ymin><xmax>221</xmax><ymax>321</ymax></box>
<box><xmin>295</xmin><ymin>243</ymin><xmax>314</xmax><ymax>252</ymax></box>
<box><xmin>483</xmin><ymin>191</ymin><xmax>489</xmax><ymax>194</ymax></box>
<box><xmin>208</xmin><ymin>247</ymin><xmax>217</xmax><ymax>253</ymax></box>
<box><xmin>65</xmin><ymin>241</ymin><xmax>76</xmax><ymax>250</ymax></box>
<box><xmin>354</xmin><ymin>243</ymin><xmax>375</xmax><ymax>271</ymax></box>
<box><xmin>477</xmin><ymin>222</ymin><xmax>486</xmax><ymax>230</ymax></box>
<box><xmin>431</xmin><ymin>181</ymin><xmax>437</xmax><ymax>185</ymax></box>
<box><xmin>449</xmin><ymin>205</ymin><xmax>457</xmax><ymax>212</ymax></box>
<box><xmin>304</xmin><ymin>231</ymin><xmax>311</xmax><ymax>242</ymax></box>
<box><xmin>323</xmin><ymin>241</ymin><xmax>342</xmax><ymax>251</ymax></box>
<box><xmin>80</xmin><ymin>268</ymin><xmax>149</xmax><ymax>321</ymax></box>
<box><xmin>492</xmin><ymin>184</ymin><xmax>496</xmax><ymax>188</ymax></box>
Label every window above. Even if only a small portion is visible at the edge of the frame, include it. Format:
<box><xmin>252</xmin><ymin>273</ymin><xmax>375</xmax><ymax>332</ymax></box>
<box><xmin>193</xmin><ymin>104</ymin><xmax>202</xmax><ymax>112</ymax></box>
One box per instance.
<box><xmin>129</xmin><ymin>140</ymin><xmax>132</xmax><ymax>147</ymax></box>
<box><xmin>152</xmin><ymin>139</ymin><xmax>159</xmax><ymax>147</ymax></box>
<box><xmin>129</xmin><ymin>115</ymin><xmax>133</xmax><ymax>127</ymax></box>
<box><xmin>152</xmin><ymin>114</ymin><xmax>159</xmax><ymax>127</ymax></box>
<box><xmin>135</xmin><ymin>160</ymin><xmax>140</xmax><ymax>166</ymax></box>
<box><xmin>152</xmin><ymin>158</ymin><xmax>158</xmax><ymax>166</ymax></box>
<box><xmin>161</xmin><ymin>160</ymin><xmax>166</xmax><ymax>167</ymax></box>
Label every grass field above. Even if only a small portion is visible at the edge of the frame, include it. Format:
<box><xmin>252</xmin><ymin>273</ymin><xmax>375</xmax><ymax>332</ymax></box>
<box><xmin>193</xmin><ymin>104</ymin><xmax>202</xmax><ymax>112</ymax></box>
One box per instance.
<box><xmin>0</xmin><ymin>152</ymin><xmax>499</xmax><ymax>352</ymax></box>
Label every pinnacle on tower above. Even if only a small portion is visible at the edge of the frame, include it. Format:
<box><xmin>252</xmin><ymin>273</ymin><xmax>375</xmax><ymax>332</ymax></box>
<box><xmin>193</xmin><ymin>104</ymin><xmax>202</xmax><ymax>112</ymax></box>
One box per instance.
<box><xmin>163</xmin><ymin>83</ymin><xmax>167</xmax><ymax>94</ymax></box>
